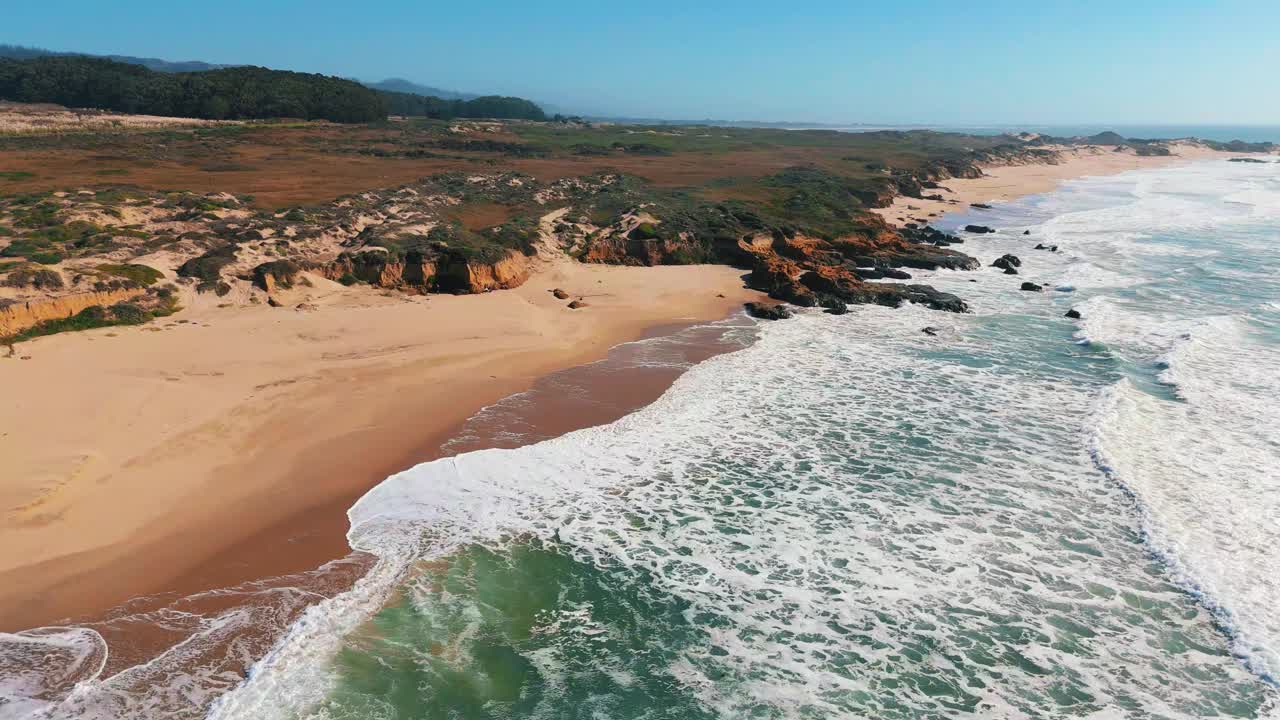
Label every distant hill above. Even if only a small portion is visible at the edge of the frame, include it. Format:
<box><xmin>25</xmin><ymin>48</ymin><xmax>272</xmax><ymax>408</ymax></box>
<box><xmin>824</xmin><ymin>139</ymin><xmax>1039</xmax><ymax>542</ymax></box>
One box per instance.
<box><xmin>0</xmin><ymin>55</ymin><xmax>548</xmax><ymax>123</ymax></box>
<box><xmin>0</xmin><ymin>43</ymin><xmax>228</xmax><ymax>73</ymax></box>
<box><xmin>0</xmin><ymin>56</ymin><xmax>385</xmax><ymax>122</ymax></box>
<box><xmin>362</xmin><ymin>77</ymin><xmax>477</xmax><ymax>101</ymax></box>
<box><xmin>1085</xmin><ymin>131</ymin><xmax>1127</xmax><ymax>145</ymax></box>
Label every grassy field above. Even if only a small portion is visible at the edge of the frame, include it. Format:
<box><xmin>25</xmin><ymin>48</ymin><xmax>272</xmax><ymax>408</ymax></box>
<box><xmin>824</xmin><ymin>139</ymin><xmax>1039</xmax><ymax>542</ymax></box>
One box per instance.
<box><xmin>0</xmin><ymin>114</ymin><xmax>1029</xmax><ymax>210</ymax></box>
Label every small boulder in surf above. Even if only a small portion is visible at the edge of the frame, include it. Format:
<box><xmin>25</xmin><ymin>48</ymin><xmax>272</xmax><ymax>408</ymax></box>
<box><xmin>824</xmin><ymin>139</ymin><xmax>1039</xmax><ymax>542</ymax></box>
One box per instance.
<box><xmin>992</xmin><ymin>254</ymin><xmax>1022</xmax><ymax>273</ymax></box>
<box><xmin>745</xmin><ymin>301</ymin><xmax>793</xmax><ymax>320</ymax></box>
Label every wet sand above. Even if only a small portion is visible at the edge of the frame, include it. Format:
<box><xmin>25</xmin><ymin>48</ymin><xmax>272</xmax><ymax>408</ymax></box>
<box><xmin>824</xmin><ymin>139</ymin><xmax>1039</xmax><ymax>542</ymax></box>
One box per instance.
<box><xmin>46</xmin><ymin>310</ymin><xmax>759</xmax><ymax>698</ymax></box>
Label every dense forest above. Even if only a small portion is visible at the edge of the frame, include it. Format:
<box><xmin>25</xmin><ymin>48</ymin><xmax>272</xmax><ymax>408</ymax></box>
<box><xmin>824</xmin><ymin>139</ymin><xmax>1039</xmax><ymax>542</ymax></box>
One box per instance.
<box><xmin>0</xmin><ymin>56</ymin><xmax>547</xmax><ymax>123</ymax></box>
<box><xmin>380</xmin><ymin>90</ymin><xmax>546</xmax><ymax>120</ymax></box>
<box><xmin>0</xmin><ymin>57</ymin><xmax>386</xmax><ymax>122</ymax></box>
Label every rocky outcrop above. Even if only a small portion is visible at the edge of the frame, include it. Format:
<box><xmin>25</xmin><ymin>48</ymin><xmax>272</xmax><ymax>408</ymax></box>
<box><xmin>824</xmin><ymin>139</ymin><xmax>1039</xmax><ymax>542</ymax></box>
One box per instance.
<box><xmin>321</xmin><ymin>251</ymin><xmax>423</xmax><ymax>288</ymax></box>
<box><xmin>320</xmin><ymin>247</ymin><xmax>531</xmax><ymax>294</ymax></box>
<box><xmin>964</xmin><ymin>225</ymin><xmax>996</xmax><ymax>234</ymax></box>
<box><xmin>435</xmin><ymin>250</ymin><xmax>531</xmax><ymax>293</ymax></box>
<box><xmin>251</xmin><ymin>260</ymin><xmax>302</xmax><ymax>292</ymax></box>
<box><xmin>992</xmin><ymin>254</ymin><xmax>1021</xmax><ymax>274</ymax></box>
<box><xmin>745</xmin><ymin>302</ymin><xmax>793</xmax><ymax>320</ymax></box>
<box><xmin>1020</xmin><ymin>281</ymin><xmax>1043</xmax><ymax>292</ymax></box>
<box><xmin>0</xmin><ymin>288</ymin><xmax>144</xmax><ymax>337</ymax></box>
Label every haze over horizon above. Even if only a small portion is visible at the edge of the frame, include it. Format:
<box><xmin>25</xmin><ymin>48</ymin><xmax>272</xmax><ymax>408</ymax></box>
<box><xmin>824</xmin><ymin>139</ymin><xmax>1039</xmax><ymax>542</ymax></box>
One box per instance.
<box><xmin>8</xmin><ymin>0</ymin><xmax>1280</xmax><ymax>126</ymax></box>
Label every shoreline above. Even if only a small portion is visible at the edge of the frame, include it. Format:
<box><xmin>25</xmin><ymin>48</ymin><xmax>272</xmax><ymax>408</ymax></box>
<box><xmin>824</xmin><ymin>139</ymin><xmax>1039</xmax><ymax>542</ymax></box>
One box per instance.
<box><xmin>872</xmin><ymin>142</ymin><xmax>1244</xmax><ymax>226</ymax></box>
<box><xmin>2</xmin><ymin>147</ymin><xmax>1242</xmax><ymax>632</ymax></box>
<box><xmin>0</xmin><ymin>146</ymin><xmax>1262</xmax><ymax>698</ymax></box>
<box><xmin>0</xmin><ymin>252</ymin><xmax>763</xmax><ymax>632</ymax></box>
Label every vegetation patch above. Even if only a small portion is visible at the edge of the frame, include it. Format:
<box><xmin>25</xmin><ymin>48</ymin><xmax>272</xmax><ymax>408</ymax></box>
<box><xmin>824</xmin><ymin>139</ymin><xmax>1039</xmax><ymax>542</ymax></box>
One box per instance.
<box><xmin>96</xmin><ymin>263</ymin><xmax>163</xmax><ymax>286</ymax></box>
<box><xmin>176</xmin><ymin>244</ymin><xmax>237</xmax><ymax>281</ymax></box>
<box><xmin>2</xmin><ymin>264</ymin><xmax>63</xmax><ymax>289</ymax></box>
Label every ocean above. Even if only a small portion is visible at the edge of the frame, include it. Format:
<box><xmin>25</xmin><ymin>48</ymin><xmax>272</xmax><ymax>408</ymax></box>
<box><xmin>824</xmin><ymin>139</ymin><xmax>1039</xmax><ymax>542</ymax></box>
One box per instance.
<box><xmin>6</xmin><ymin>157</ymin><xmax>1280</xmax><ymax>718</ymax></box>
<box><xmin>825</xmin><ymin>125</ymin><xmax>1280</xmax><ymax>144</ymax></box>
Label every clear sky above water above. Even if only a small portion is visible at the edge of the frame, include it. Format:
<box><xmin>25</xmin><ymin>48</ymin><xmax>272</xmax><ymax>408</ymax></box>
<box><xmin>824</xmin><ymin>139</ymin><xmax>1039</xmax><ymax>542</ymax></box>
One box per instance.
<box><xmin>7</xmin><ymin>0</ymin><xmax>1279</xmax><ymax>125</ymax></box>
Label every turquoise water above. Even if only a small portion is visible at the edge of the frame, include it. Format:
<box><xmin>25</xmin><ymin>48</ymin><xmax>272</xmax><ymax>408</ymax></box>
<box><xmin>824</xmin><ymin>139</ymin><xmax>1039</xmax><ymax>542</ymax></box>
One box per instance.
<box><xmin>832</xmin><ymin>125</ymin><xmax>1280</xmax><ymax>144</ymax></box>
<box><xmin>201</xmin><ymin>158</ymin><xmax>1280</xmax><ymax>719</ymax></box>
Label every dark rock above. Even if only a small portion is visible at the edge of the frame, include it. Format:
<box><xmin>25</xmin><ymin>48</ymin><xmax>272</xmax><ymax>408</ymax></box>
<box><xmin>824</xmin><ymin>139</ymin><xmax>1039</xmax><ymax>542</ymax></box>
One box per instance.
<box><xmin>890</xmin><ymin>248</ymin><xmax>981</xmax><ymax>271</ymax></box>
<box><xmin>1228</xmin><ymin>157</ymin><xmax>1268</xmax><ymax>163</ymax></box>
<box><xmin>267</xmin><ymin>296</ymin><xmax>282</xmax><ymax>307</ymax></box>
<box><xmin>1023</xmin><ymin>230</ymin><xmax>1031</xmax><ymax>235</ymax></box>
<box><xmin>970</xmin><ymin>203</ymin><xmax>993</xmax><ymax>209</ymax></box>
<box><xmin>881</xmin><ymin>268</ymin><xmax>912</xmax><ymax>280</ymax></box>
<box><xmin>1065</xmin><ymin>309</ymin><xmax>1082</xmax><ymax>319</ymax></box>
<box><xmin>853</xmin><ymin>268</ymin><xmax>886</xmax><ymax>280</ymax></box>
<box><xmin>964</xmin><ymin>225</ymin><xmax>996</xmax><ymax>234</ymax></box>
<box><xmin>568</xmin><ymin>299</ymin><xmax>588</xmax><ymax>309</ymax></box>
<box><xmin>897</xmin><ymin>285</ymin><xmax>969</xmax><ymax>313</ymax></box>
<box><xmin>1020</xmin><ymin>282</ymin><xmax>1043</xmax><ymax>292</ymax></box>
<box><xmin>770</xmin><ymin>282</ymin><xmax>818</xmax><ymax>307</ymax></box>
<box><xmin>921</xmin><ymin>326</ymin><xmax>941</xmax><ymax>336</ymax></box>
<box><xmin>552</xmin><ymin>288</ymin><xmax>569</xmax><ymax>299</ymax></box>
<box><xmin>820</xmin><ymin>295</ymin><xmax>849</xmax><ymax>315</ymax></box>
<box><xmin>745</xmin><ymin>301</ymin><xmax>793</xmax><ymax>320</ymax></box>
<box><xmin>991</xmin><ymin>254</ymin><xmax>1022</xmax><ymax>272</ymax></box>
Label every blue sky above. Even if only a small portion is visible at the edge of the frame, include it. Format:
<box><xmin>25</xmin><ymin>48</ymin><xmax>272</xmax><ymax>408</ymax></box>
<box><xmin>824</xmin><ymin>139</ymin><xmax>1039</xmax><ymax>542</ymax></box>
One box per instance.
<box><xmin>7</xmin><ymin>0</ymin><xmax>1279</xmax><ymax>124</ymax></box>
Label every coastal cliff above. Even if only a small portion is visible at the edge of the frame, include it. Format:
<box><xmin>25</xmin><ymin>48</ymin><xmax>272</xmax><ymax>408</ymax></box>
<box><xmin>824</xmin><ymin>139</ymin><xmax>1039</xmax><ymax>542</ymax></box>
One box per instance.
<box><xmin>0</xmin><ymin>288</ymin><xmax>144</xmax><ymax>336</ymax></box>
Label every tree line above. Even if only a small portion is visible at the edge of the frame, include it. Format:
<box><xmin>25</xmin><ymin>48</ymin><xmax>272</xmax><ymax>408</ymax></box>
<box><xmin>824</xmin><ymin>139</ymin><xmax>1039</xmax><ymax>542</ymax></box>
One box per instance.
<box><xmin>380</xmin><ymin>90</ymin><xmax>546</xmax><ymax>121</ymax></box>
<box><xmin>0</xmin><ymin>56</ymin><xmax>547</xmax><ymax>123</ymax></box>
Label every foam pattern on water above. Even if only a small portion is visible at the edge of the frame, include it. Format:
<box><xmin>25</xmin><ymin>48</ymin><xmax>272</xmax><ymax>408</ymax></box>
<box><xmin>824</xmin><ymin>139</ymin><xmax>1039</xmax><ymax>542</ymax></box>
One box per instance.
<box><xmin>13</xmin><ymin>159</ymin><xmax>1280</xmax><ymax>719</ymax></box>
<box><xmin>203</xmin><ymin>158</ymin><xmax>1280</xmax><ymax>720</ymax></box>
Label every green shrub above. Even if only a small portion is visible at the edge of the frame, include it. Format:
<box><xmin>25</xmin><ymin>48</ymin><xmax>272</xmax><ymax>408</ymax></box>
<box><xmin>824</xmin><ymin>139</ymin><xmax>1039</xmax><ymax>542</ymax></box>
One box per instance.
<box><xmin>2</xmin><ymin>266</ymin><xmax>63</xmax><ymax>289</ymax></box>
<box><xmin>96</xmin><ymin>263</ymin><xmax>163</xmax><ymax>286</ymax></box>
<box><xmin>29</xmin><ymin>251</ymin><xmax>64</xmax><ymax>265</ymax></box>
<box><xmin>110</xmin><ymin>302</ymin><xmax>149</xmax><ymax>324</ymax></box>
<box><xmin>630</xmin><ymin>222</ymin><xmax>660</xmax><ymax>240</ymax></box>
<box><xmin>177</xmin><ymin>244</ymin><xmax>237</xmax><ymax>281</ymax></box>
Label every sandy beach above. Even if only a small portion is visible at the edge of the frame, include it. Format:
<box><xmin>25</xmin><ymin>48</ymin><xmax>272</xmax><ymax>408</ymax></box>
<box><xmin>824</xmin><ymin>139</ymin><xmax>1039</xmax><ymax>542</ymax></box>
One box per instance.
<box><xmin>873</xmin><ymin>142</ymin><xmax>1238</xmax><ymax>225</ymax></box>
<box><xmin>0</xmin><ymin>249</ymin><xmax>762</xmax><ymax>631</ymax></box>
